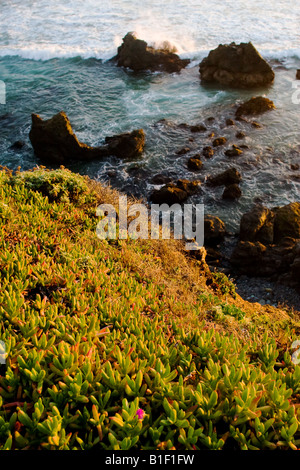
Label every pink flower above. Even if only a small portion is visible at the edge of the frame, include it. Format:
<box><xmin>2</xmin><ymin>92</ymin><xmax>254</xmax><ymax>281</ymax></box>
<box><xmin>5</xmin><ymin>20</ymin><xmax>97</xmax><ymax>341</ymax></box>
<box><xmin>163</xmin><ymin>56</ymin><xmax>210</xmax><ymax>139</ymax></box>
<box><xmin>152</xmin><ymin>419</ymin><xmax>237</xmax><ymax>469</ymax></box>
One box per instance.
<box><xmin>136</xmin><ymin>408</ymin><xmax>145</xmax><ymax>420</ymax></box>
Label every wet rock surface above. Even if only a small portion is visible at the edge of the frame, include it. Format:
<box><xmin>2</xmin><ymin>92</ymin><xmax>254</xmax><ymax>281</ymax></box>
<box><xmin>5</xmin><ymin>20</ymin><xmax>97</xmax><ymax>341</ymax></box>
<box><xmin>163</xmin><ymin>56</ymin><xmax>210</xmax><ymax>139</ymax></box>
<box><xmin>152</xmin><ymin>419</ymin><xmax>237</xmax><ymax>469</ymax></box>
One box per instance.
<box><xmin>235</xmin><ymin>96</ymin><xmax>275</xmax><ymax>117</ymax></box>
<box><xmin>113</xmin><ymin>32</ymin><xmax>190</xmax><ymax>73</ymax></box>
<box><xmin>199</xmin><ymin>42</ymin><xmax>275</xmax><ymax>88</ymax></box>
<box><xmin>208</xmin><ymin>167</ymin><xmax>242</xmax><ymax>186</ymax></box>
<box><xmin>29</xmin><ymin>111</ymin><xmax>145</xmax><ymax>163</ymax></box>
<box><xmin>150</xmin><ymin>179</ymin><xmax>200</xmax><ymax>204</ymax></box>
<box><xmin>222</xmin><ymin>183</ymin><xmax>242</xmax><ymax>199</ymax></box>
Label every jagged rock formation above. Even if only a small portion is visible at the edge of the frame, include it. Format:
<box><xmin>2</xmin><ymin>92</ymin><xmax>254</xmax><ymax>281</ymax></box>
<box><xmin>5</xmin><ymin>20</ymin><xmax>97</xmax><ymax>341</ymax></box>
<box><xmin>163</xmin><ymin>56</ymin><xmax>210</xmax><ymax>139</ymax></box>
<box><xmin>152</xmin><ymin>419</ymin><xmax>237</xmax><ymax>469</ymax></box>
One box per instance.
<box><xmin>29</xmin><ymin>111</ymin><xmax>145</xmax><ymax>163</ymax></box>
<box><xmin>113</xmin><ymin>32</ymin><xmax>190</xmax><ymax>73</ymax></box>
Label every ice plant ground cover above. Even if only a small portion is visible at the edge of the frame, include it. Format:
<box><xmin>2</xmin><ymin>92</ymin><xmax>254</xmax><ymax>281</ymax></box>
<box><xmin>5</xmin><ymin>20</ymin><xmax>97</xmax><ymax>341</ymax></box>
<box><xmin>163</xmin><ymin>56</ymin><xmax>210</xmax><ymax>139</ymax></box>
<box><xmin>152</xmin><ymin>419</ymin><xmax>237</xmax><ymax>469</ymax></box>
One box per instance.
<box><xmin>0</xmin><ymin>167</ymin><xmax>300</xmax><ymax>450</ymax></box>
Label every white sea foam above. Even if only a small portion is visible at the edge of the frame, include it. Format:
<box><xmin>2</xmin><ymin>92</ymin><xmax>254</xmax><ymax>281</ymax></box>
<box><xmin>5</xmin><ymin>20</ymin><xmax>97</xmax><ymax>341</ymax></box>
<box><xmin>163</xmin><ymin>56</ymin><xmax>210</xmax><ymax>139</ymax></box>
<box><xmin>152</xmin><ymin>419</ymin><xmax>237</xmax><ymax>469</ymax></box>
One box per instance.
<box><xmin>0</xmin><ymin>0</ymin><xmax>299</xmax><ymax>62</ymax></box>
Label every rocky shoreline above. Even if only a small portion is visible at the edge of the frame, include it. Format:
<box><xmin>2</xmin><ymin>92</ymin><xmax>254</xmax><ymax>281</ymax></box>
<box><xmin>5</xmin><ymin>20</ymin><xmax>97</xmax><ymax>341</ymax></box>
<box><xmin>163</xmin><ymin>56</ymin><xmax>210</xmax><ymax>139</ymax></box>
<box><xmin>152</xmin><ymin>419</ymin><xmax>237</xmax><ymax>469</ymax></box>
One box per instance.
<box><xmin>4</xmin><ymin>34</ymin><xmax>300</xmax><ymax>311</ymax></box>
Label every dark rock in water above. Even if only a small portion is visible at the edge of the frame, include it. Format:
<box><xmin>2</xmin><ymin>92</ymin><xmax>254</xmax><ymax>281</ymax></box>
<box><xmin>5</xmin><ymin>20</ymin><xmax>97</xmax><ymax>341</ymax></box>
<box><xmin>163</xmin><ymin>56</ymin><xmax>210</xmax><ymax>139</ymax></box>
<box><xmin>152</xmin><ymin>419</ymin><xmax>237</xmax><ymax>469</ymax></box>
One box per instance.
<box><xmin>236</xmin><ymin>96</ymin><xmax>275</xmax><ymax>117</ymax></box>
<box><xmin>106</xmin><ymin>170</ymin><xmax>117</xmax><ymax>178</ymax></box>
<box><xmin>29</xmin><ymin>111</ymin><xmax>145</xmax><ymax>162</ymax></box>
<box><xmin>213</xmin><ymin>137</ymin><xmax>227</xmax><ymax>147</ymax></box>
<box><xmin>10</xmin><ymin>140</ymin><xmax>25</xmax><ymax>150</ymax></box>
<box><xmin>190</xmin><ymin>124</ymin><xmax>207</xmax><ymax>133</ymax></box>
<box><xmin>225</xmin><ymin>118</ymin><xmax>235</xmax><ymax>126</ymax></box>
<box><xmin>202</xmin><ymin>146</ymin><xmax>214</xmax><ymax>158</ymax></box>
<box><xmin>178</xmin><ymin>123</ymin><xmax>190</xmax><ymax>129</ymax></box>
<box><xmin>251</xmin><ymin>121</ymin><xmax>262</xmax><ymax>128</ymax></box>
<box><xmin>236</xmin><ymin>131</ymin><xmax>246</xmax><ymax>139</ymax></box>
<box><xmin>296</xmin><ymin>69</ymin><xmax>300</xmax><ymax>80</ymax></box>
<box><xmin>208</xmin><ymin>167</ymin><xmax>242</xmax><ymax>186</ymax></box>
<box><xmin>151</xmin><ymin>174</ymin><xmax>173</xmax><ymax>185</ymax></box>
<box><xmin>176</xmin><ymin>147</ymin><xmax>190</xmax><ymax>155</ymax></box>
<box><xmin>187</xmin><ymin>156</ymin><xmax>203</xmax><ymax>171</ymax></box>
<box><xmin>150</xmin><ymin>179</ymin><xmax>200</xmax><ymax>204</ymax></box>
<box><xmin>150</xmin><ymin>185</ymin><xmax>188</xmax><ymax>204</ymax></box>
<box><xmin>204</xmin><ymin>215</ymin><xmax>226</xmax><ymax>245</ymax></box>
<box><xmin>0</xmin><ymin>112</ymin><xmax>13</xmax><ymax>123</ymax></box>
<box><xmin>235</xmin><ymin>116</ymin><xmax>248</xmax><ymax>123</ymax></box>
<box><xmin>225</xmin><ymin>146</ymin><xmax>243</xmax><ymax>157</ymax></box>
<box><xmin>112</xmin><ymin>32</ymin><xmax>190</xmax><ymax>73</ymax></box>
<box><xmin>126</xmin><ymin>165</ymin><xmax>149</xmax><ymax>179</ymax></box>
<box><xmin>104</xmin><ymin>129</ymin><xmax>145</xmax><ymax>159</ymax></box>
<box><xmin>176</xmin><ymin>179</ymin><xmax>200</xmax><ymax>194</ymax></box>
<box><xmin>222</xmin><ymin>184</ymin><xmax>242</xmax><ymax>199</ymax></box>
<box><xmin>291</xmin><ymin>164</ymin><xmax>300</xmax><ymax>171</ymax></box>
<box><xmin>199</xmin><ymin>42</ymin><xmax>275</xmax><ymax>88</ymax></box>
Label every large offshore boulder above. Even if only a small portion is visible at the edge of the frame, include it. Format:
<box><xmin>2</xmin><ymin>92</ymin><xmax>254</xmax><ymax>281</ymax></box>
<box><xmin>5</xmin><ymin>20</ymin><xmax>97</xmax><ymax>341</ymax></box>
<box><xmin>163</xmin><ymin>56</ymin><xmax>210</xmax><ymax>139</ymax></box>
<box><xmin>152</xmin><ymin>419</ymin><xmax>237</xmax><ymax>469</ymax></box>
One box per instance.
<box><xmin>113</xmin><ymin>32</ymin><xmax>190</xmax><ymax>73</ymax></box>
<box><xmin>199</xmin><ymin>42</ymin><xmax>275</xmax><ymax>88</ymax></box>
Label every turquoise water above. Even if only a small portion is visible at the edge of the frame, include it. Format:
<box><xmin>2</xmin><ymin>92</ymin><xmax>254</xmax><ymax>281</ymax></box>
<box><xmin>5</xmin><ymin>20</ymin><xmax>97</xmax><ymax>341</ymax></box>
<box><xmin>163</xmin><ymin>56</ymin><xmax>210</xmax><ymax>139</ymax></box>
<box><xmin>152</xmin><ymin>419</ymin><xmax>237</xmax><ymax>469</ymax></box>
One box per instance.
<box><xmin>0</xmin><ymin>1</ymin><xmax>299</xmax><ymax>230</ymax></box>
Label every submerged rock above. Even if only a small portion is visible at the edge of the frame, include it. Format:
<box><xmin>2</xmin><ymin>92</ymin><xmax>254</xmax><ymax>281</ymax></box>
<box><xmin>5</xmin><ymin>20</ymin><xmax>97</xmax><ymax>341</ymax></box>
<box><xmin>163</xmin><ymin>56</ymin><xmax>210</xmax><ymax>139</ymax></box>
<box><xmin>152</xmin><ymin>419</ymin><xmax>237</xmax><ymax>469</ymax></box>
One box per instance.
<box><xmin>29</xmin><ymin>111</ymin><xmax>145</xmax><ymax>162</ymax></box>
<box><xmin>187</xmin><ymin>156</ymin><xmax>203</xmax><ymax>171</ymax></box>
<box><xmin>202</xmin><ymin>146</ymin><xmax>214</xmax><ymax>158</ymax></box>
<box><xmin>207</xmin><ymin>167</ymin><xmax>242</xmax><ymax>186</ymax></box>
<box><xmin>113</xmin><ymin>32</ymin><xmax>190</xmax><ymax>73</ymax></box>
<box><xmin>236</xmin><ymin>131</ymin><xmax>246</xmax><ymax>139</ymax></box>
<box><xmin>10</xmin><ymin>140</ymin><xmax>25</xmax><ymax>150</ymax></box>
<box><xmin>225</xmin><ymin>146</ymin><xmax>243</xmax><ymax>157</ymax></box>
<box><xmin>150</xmin><ymin>179</ymin><xmax>200</xmax><ymax>204</ymax></box>
<box><xmin>151</xmin><ymin>174</ymin><xmax>173</xmax><ymax>185</ymax></box>
<box><xmin>251</xmin><ymin>121</ymin><xmax>262</xmax><ymax>128</ymax></box>
<box><xmin>235</xmin><ymin>96</ymin><xmax>275</xmax><ymax>117</ymax></box>
<box><xmin>222</xmin><ymin>184</ymin><xmax>242</xmax><ymax>199</ymax></box>
<box><xmin>176</xmin><ymin>147</ymin><xmax>191</xmax><ymax>155</ymax></box>
<box><xmin>199</xmin><ymin>42</ymin><xmax>275</xmax><ymax>88</ymax></box>
<box><xmin>190</xmin><ymin>124</ymin><xmax>207</xmax><ymax>133</ymax></box>
<box><xmin>213</xmin><ymin>137</ymin><xmax>227</xmax><ymax>147</ymax></box>
<box><xmin>104</xmin><ymin>129</ymin><xmax>145</xmax><ymax>159</ymax></box>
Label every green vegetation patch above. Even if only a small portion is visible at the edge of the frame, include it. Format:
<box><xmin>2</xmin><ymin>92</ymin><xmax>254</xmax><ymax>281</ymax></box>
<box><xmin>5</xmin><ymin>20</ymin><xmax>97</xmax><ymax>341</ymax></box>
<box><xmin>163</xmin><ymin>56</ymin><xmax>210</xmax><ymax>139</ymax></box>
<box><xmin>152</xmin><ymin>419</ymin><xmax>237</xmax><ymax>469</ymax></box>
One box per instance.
<box><xmin>0</xmin><ymin>168</ymin><xmax>299</xmax><ymax>450</ymax></box>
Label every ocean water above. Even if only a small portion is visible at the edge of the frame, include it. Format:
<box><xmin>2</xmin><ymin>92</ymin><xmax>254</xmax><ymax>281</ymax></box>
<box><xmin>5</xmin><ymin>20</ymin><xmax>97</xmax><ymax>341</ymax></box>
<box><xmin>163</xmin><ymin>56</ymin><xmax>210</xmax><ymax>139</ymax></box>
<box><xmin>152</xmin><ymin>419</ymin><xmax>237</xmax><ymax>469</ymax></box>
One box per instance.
<box><xmin>0</xmin><ymin>0</ymin><xmax>299</xmax><ymax>230</ymax></box>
